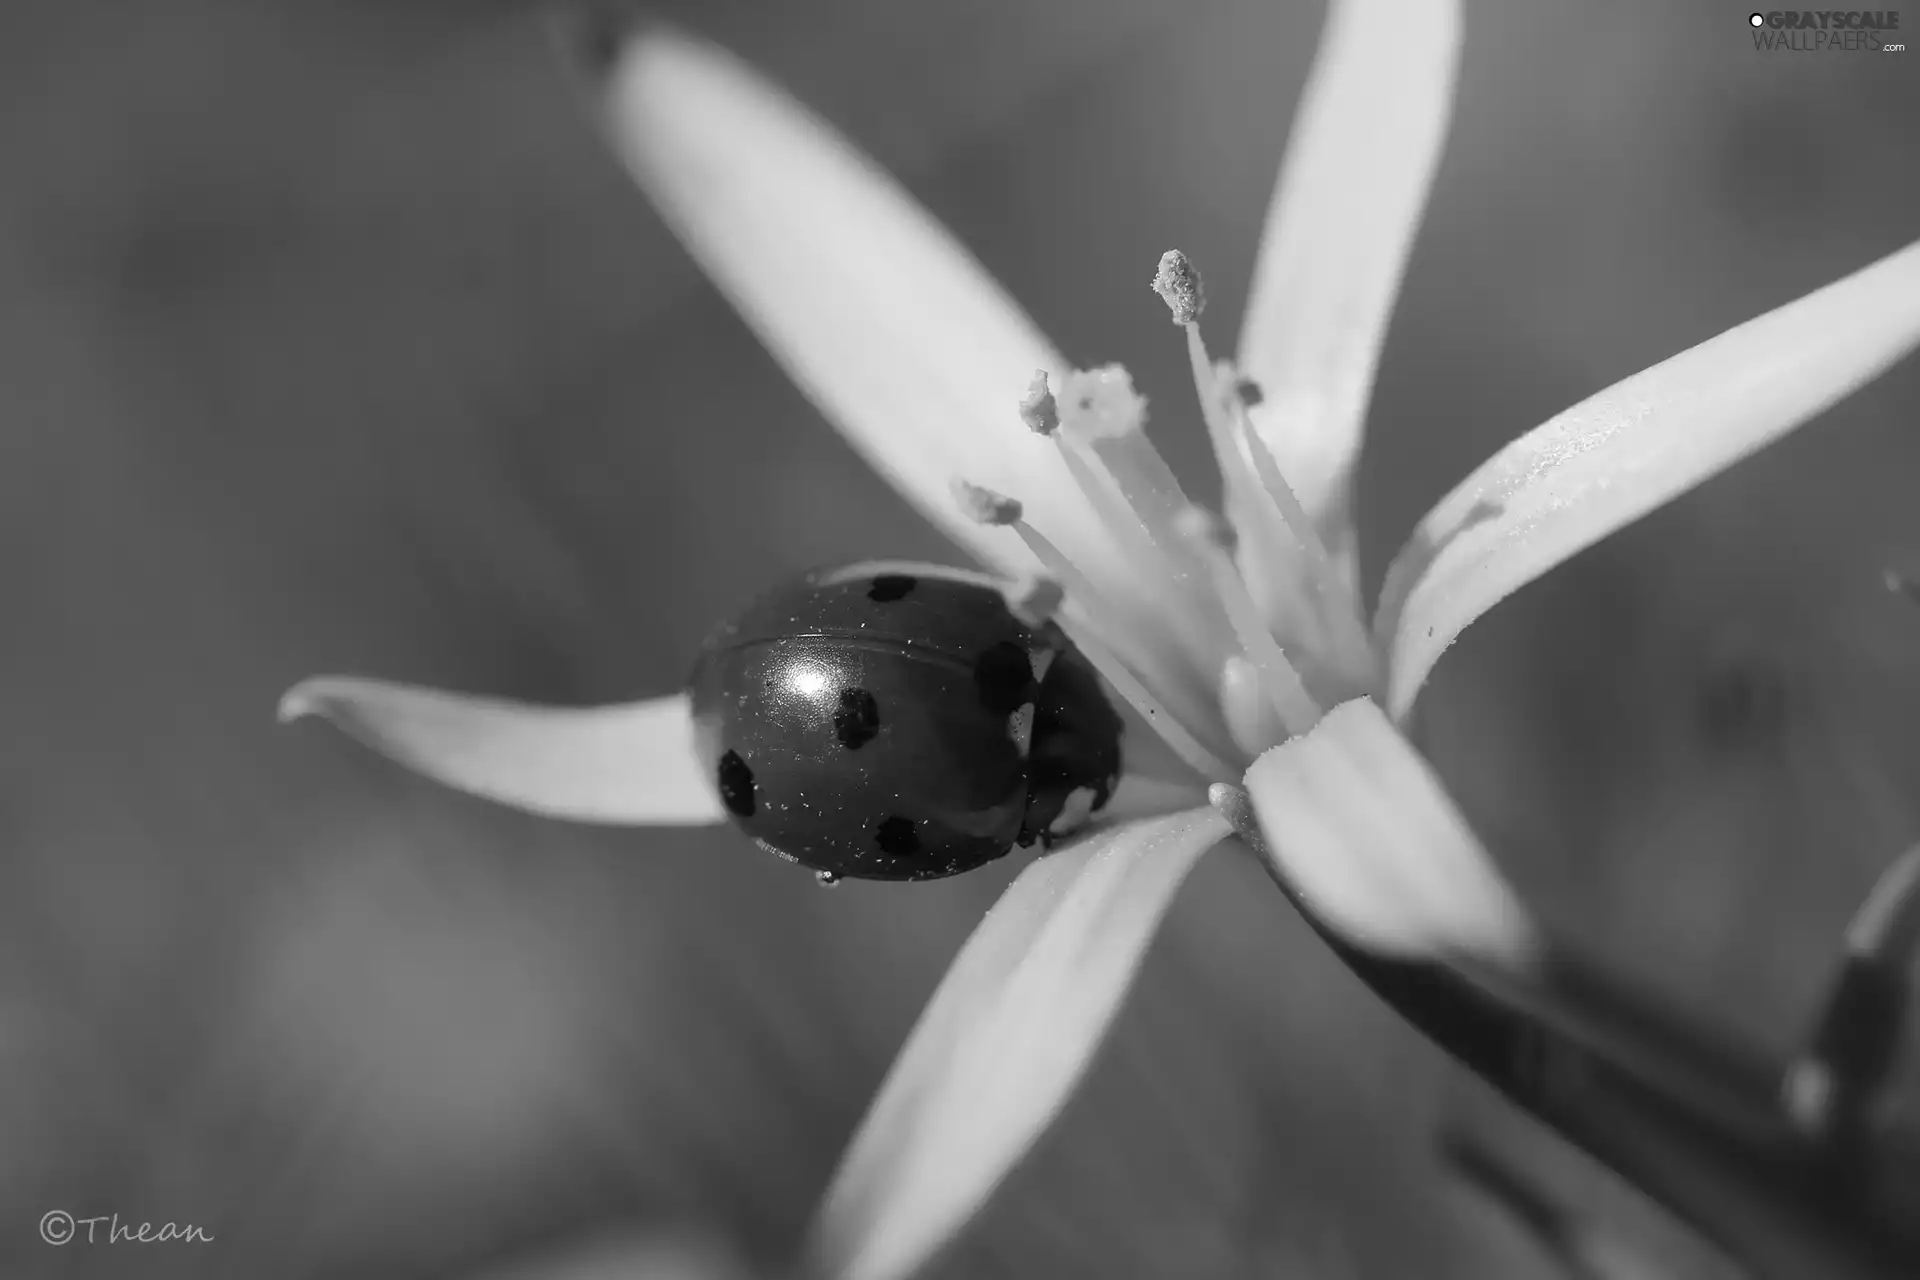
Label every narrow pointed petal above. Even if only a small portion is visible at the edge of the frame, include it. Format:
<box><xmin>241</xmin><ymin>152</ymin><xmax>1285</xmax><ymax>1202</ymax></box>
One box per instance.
<box><xmin>806</xmin><ymin>807</ymin><xmax>1229</xmax><ymax>1280</ymax></box>
<box><xmin>1235</xmin><ymin>0</ymin><xmax>1460</xmax><ymax>544</ymax></box>
<box><xmin>571</xmin><ymin>26</ymin><xmax>1129</xmax><ymax>592</ymax></box>
<box><xmin>1244</xmin><ymin>698</ymin><xmax>1537</xmax><ymax>968</ymax></box>
<box><xmin>279</xmin><ymin>677</ymin><xmax>725</xmax><ymax>825</ymax></box>
<box><xmin>1378</xmin><ymin>237</ymin><xmax>1920</xmax><ymax>718</ymax></box>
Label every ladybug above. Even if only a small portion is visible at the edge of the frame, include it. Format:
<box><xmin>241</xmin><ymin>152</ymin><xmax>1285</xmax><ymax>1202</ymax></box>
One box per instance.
<box><xmin>687</xmin><ymin>564</ymin><xmax>1124</xmax><ymax>883</ymax></box>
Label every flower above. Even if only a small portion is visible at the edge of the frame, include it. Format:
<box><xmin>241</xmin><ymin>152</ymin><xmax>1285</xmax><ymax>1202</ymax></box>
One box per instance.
<box><xmin>277</xmin><ymin>2</ymin><xmax>1920</xmax><ymax>1278</ymax></box>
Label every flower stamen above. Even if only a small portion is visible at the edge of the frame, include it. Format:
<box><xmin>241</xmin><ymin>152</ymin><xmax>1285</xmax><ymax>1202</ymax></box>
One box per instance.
<box><xmin>1159</xmin><ymin>257</ymin><xmax>1344</xmax><ymax>610</ymax></box>
<box><xmin>1155</xmin><ymin>252</ymin><xmax>1336</xmax><ymax>638</ymax></box>
<box><xmin>1177</xmin><ymin>506</ymin><xmax>1322</xmax><ymax>742</ymax></box>
<box><xmin>1069</xmin><ymin>629</ymin><xmax>1238</xmax><ymax>783</ymax></box>
<box><xmin>1152</xmin><ymin>248</ymin><xmax>1377</xmax><ymax>701</ymax></box>
<box><xmin>953</xmin><ymin>477</ymin><xmax>1231</xmax><ymax>773</ymax></box>
<box><xmin>1051</xmin><ymin>368</ymin><xmax>1207</xmax><ymax>576</ymax></box>
<box><xmin>1150</xmin><ymin>252</ymin><xmax>1271</xmax><ymax>529</ymax></box>
<box><xmin>1226</xmin><ymin>389</ymin><xmax>1367</xmax><ymax>633</ymax></box>
<box><xmin>1042</xmin><ymin>370</ymin><xmax>1244</xmax><ymax>716</ymax></box>
<box><xmin>952</xmin><ymin>480</ymin><xmax>1124</xmax><ymax>647</ymax></box>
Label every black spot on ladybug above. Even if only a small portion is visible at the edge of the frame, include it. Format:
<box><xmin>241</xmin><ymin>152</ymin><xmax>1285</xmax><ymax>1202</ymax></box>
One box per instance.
<box><xmin>875</xmin><ymin>815</ymin><xmax>921</xmax><ymax>857</ymax></box>
<box><xmin>833</xmin><ymin>687</ymin><xmax>881</xmax><ymax>749</ymax></box>
<box><xmin>973</xmin><ymin>641</ymin><xmax>1036</xmax><ymax>715</ymax></box>
<box><xmin>866</xmin><ymin>574</ymin><xmax>917</xmax><ymax>602</ymax></box>
<box><xmin>717</xmin><ymin>750</ymin><xmax>756</xmax><ymax>817</ymax></box>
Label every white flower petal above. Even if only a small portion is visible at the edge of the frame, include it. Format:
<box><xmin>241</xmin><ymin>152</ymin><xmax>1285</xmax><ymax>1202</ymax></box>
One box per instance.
<box><xmin>1244</xmin><ymin>698</ymin><xmax>1536</xmax><ymax>968</ymax></box>
<box><xmin>1236</xmin><ymin>0</ymin><xmax>1460</xmax><ymax>542</ymax></box>
<box><xmin>578</xmin><ymin>27</ymin><xmax>1129</xmax><ymax>594</ymax></box>
<box><xmin>806</xmin><ymin>807</ymin><xmax>1229</xmax><ymax>1280</ymax></box>
<box><xmin>1378</xmin><ymin>237</ymin><xmax>1920</xmax><ymax>719</ymax></box>
<box><xmin>279</xmin><ymin>677</ymin><xmax>724</xmax><ymax>826</ymax></box>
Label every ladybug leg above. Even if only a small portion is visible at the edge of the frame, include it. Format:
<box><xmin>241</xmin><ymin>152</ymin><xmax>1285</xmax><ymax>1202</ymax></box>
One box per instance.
<box><xmin>1020</xmin><ymin>644</ymin><xmax>1125</xmax><ymax>848</ymax></box>
<box><xmin>1017</xmin><ymin>760</ymin><xmax>1070</xmax><ymax>849</ymax></box>
<box><xmin>1019</xmin><ymin>768</ymin><xmax>1113</xmax><ymax>848</ymax></box>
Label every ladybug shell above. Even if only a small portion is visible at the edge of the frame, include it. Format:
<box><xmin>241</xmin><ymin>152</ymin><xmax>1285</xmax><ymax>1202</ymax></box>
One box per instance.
<box><xmin>688</xmin><ymin>568</ymin><xmax>1064</xmax><ymax>881</ymax></box>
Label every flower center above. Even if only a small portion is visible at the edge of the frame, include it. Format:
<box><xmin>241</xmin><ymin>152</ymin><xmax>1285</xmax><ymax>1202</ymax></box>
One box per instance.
<box><xmin>955</xmin><ymin>251</ymin><xmax>1380</xmax><ymax>782</ymax></box>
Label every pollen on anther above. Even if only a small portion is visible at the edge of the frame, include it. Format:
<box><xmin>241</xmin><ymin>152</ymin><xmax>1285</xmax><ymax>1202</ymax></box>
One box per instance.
<box><xmin>1018</xmin><ymin>371</ymin><xmax>1060</xmax><ymax>435</ymax></box>
<box><xmin>1151</xmin><ymin>249</ymin><xmax>1205</xmax><ymax>325</ymax></box>
<box><xmin>951</xmin><ymin>479</ymin><xmax>1023</xmax><ymax>526</ymax></box>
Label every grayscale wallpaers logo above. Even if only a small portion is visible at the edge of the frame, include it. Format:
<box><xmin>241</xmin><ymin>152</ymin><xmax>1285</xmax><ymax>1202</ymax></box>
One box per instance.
<box><xmin>1748</xmin><ymin>10</ymin><xmax>1905</xmax><ymax>50</ymax></box>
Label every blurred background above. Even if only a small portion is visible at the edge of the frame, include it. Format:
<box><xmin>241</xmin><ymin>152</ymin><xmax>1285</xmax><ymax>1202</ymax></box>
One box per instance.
<box><xmin>3</xmin><ymin>0</ymin><xmax>1918</xmax><ymax>1276</ymax></box>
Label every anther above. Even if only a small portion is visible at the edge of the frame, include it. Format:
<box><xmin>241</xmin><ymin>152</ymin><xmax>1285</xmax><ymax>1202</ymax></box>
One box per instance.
<box><xmin>1017</xmin><ymin>371</ymin><xmax>1060</xmax><ymax>435</ymax></box>
<box><xmin>951</xmin><ymin>479</ymin><xmax>1023</xmax><ymax>526</ymax></box>
<box><xmin>1234</xmin><ymin>376</ymin><xmax>1264</xmax><ymax>408</ymax></box>
<box><xmin>1151</xmin><ymin>249</ymin><xmax>1205</xmax><ymax>325</ymax></box>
